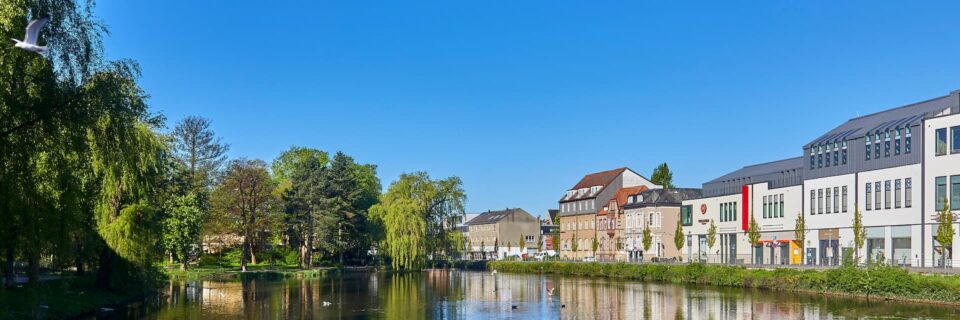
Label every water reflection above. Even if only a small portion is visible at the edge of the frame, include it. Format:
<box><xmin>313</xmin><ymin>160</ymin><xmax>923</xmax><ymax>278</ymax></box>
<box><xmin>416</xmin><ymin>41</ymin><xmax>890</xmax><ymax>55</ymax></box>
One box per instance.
<box><xmin>101</xmin><ymin>270</ymin><xmax>960</xmax><ymax>319</ymax></box>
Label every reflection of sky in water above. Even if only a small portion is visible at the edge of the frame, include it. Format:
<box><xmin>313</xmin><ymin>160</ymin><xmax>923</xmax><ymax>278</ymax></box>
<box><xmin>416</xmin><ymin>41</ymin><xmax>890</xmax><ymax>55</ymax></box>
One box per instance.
<box><xmin>105</xmin><ymin>270</ymin><xmax>960</xmax><ymax>319</ymax></box>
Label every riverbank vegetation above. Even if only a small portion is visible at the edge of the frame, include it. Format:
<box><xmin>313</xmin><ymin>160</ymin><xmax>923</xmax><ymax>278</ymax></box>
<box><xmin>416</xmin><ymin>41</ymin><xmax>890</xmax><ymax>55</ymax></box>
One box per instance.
<box><xmin>1</xmin><ymin>0</ymin><xmax>468</xmax><ymax>317</ymax></box>
<box><xmin>489</xmin><ymin>261</ymin><xmax>960</xmax><ymax>305</ymax></box>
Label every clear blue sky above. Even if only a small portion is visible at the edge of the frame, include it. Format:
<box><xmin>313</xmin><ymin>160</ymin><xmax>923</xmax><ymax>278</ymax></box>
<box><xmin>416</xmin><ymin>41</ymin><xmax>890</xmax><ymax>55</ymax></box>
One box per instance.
<box><xmin>96</xmin><ymin>1</ymin><xmax>960</xmax><ymax>218</ymax></box>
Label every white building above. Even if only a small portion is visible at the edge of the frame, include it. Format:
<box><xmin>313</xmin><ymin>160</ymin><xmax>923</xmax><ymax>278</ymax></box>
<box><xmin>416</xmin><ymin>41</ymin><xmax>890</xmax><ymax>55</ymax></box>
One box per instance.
<box><xmin>686</xmin><ymin>89</ymin><xmax>960</xmax><ymax>267</ymax></box>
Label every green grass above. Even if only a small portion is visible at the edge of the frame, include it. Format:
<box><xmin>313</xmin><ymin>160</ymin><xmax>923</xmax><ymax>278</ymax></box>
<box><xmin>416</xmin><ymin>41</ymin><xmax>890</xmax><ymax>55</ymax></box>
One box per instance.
<box><xmin>0</xmin><ymin>276</ymin><xmax>142</xmax><ymax>319</ymax></box>
<box><xmin>163</xmin><ymin>264</ymin><xmax>335</xmax><ymax>281</ymax></box>
<box><xmin>489</xmin><ymin>261</ymin><xmax>960</xmax><ymax>304</ymax></box>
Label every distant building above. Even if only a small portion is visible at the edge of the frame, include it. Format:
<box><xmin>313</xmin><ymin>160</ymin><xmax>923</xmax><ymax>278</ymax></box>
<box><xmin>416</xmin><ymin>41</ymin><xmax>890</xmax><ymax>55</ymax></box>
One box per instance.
<box><xmin>540</xmin><ymin>209</ymin><xmax>560</xmax><ymax>252</ymax></box>
<box><xmin>466</xmin><ymin>208</ymin><xmax>540</xmax><ymax>260</ymax></box>
<box><xmin>558</xmin><ymin>168</ymin><xmax>659</xmax><ymax>259</ymax></box>
<box><xmin>622</xmin><ymin>188</ymin><xmax>702</xmax><ymax>261</ymax></box>
<box><xmin>596</xmin><ymin>186</ymin><xmax>649</xmax><ymax>261</ymax></box>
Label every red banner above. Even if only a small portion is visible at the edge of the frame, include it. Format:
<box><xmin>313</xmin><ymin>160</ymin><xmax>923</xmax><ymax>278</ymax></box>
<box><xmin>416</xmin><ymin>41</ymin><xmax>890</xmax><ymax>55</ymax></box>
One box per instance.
<box><xmin>741</xmin><ymin>185</ymin><xmax>749</xmax><ymax>231</ymax></box>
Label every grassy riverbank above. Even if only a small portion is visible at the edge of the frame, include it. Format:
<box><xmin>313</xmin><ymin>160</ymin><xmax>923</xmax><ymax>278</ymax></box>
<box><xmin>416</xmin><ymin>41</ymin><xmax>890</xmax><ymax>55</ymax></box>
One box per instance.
<box><xmin>489</xmin><ymin>261</ymin><xmax>960</xmax><ymax>305</ymax></box>
<box><xmin>164</xmin><ymin>265</ymin><xmax>338</xmax><ymax>281</ymax></box>
<box><xmin>0</xmin><ymin>277</ymin><xmax>144</xmax><ymax>319</ymax></box>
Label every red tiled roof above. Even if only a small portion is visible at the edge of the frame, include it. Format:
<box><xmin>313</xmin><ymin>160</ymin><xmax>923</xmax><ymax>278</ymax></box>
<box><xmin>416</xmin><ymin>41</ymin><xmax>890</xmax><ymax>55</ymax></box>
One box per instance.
<box><xmin>571</xmin><ymin>167</ymin><xmax>627</xmax><ymax>190</ymax></box>
<box><xmin>612</xmin><ymin>186</ymin><xmax>648</xmax><ymax>206</ymax></box>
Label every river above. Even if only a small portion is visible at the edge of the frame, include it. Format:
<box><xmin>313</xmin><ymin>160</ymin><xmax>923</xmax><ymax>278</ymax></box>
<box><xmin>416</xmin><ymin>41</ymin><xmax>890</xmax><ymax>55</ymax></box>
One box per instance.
<box><xmin>93</xmin><ymin>270</ymin><xmax>960</xmax><ymax>319</ymax></box>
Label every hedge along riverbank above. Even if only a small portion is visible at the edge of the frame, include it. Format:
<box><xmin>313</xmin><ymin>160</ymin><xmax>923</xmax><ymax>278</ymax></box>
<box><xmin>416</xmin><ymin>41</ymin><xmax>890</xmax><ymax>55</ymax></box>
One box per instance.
<box><xmin>487</xmin><ymin>261</ymin><xmax>960</xmax><ymax>305</ymax></box>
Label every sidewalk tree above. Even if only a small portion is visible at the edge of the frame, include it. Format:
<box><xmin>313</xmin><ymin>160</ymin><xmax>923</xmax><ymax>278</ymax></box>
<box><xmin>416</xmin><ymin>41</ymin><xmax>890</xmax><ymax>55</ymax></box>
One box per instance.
<box><xmin>747</xmin><ymin>214</ymin><xmax>761</xmax><ymax>264</ymax></box>
<box><xmin>794</xmin><ymin>212</ymin><xmax>807</xmax><ymax>252</ymax></box>
<box><xmin>571</xmin><ymin>233</ymin><xmax>579</xmax><ymax>253</ymax></box>
<box><xmin>852</xmin><ymin>207</ymin><xmax>866</xmax><ymax>264</ymax></box>
<box><xmin>642</xmin><ymin>225</ymin><xmax>652</xmax><ymax>253</ymax></box>
<box><xmin>519</xmin><ymin>234</ymin><xmax>526</xmax><ymax>252</ymax></box>
<box><xmin>591</xmin><ymin>237</ymin><xmax>599</xmax><ymax>257</ymax></box>
<box><xmin>674</xmin><ymin>220</ymin><xmax>685</xmax><ymax>261</ymax></box>
<box><xmin>707</xmin><ymin>221</ymin><xmax>717</xmax><ymax>250</ymax></box>
<box><xmin>937</xmin><ymin>200</ymin><xmax>954</xmax><ymax>268</ymax></box>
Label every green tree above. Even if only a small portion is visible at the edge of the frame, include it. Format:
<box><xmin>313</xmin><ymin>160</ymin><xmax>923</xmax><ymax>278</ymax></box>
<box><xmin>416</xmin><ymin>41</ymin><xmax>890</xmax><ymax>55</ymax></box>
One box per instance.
<box><xmin>674</xmin><ymin>220</ymin><xmax>684</xmax><ymax>261</ymax></box>
<box><xmin>273</xmin><ymin>147</ymin><xmax>328</xmax><ymax>268</ymax></box>
<box><xmin>162</xmin><ymin>193</ymin><xmax>204</xmax><ymax>270</ymax></box>
<box><xmin>937</xmin><ymin>200</ymin><xmax>954</xmax><ymax>268</ymax></box>
<box><xmin>170</xmin><ymin>116</ymin><xmax>228</xmax><ymax>192</ymax></box>
<box><xmin>747</xmin><ymin>214</ymin><xmax>761</xmax><ymax>264</ymax></box>
<box><xmin>707</xmin><ymin>221</ymin><xmax>717</xmax><ymax>250</ymax></box>
<box><xmin>852</xmin><ymin>207</ymin><xmax>866</xmax><ymax>264</ymax></box>
<box><xmin>651</xmin><ymin>163</ymin><xmax>674</xmax><ymax>189</ymax></box>
<box><xmin>213</xmin><ymin>159</ymin><xmax>277</xmax><ymax>272</ymax></box>
<box><xmin>642</xmin><ymin>225</ymin><xmax>652</xmax><ymax>252</ymax></box>
<box><xmin>519</xmin><ymin>234</ymin><xmax>526</xmax><ymax>253</ymax></box>
<box><xmin>375</xmin><ymin>198</ymin><xmax>425</xmax><ymax>270</ymax></box>
<box><xmin>591</xmin><ymin>237</ymin><xmax>599</xmax><ymax>256</ymax></box>
<box><xmin>571</xmin><ymin>233</ymin><xmax>578</xmax><ymax>253</ymax></box>
<box><xmin>794</xmin><ymin>212</ymin><xmax>806</xmax><ymax>263</ymax></box>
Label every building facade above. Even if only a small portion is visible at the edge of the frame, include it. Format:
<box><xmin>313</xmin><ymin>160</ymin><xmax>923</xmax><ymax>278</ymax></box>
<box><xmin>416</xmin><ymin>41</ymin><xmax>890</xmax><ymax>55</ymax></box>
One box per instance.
<box><xmin>466</xmin><ymin>208</ymin><xmax>540</xmax><ymax>260</ymax></box>
<box><xmin>558</xmin><ymin>168</ymin><xmax>659</xmax><ymax>259</ymax></box>
<box><xmin>623</xmin><ymin>188</ymin><xmax>703</xmax><ymax>262</ymax></box>
<box><xmin>596</xmin><ymin>186</ymin><xmax>648</xmax><ymax>262</ymax></box>
<box><xmin>684</xmin><ymin>89</ymin><xmax>960</xmax><ymax>267</ymax></box>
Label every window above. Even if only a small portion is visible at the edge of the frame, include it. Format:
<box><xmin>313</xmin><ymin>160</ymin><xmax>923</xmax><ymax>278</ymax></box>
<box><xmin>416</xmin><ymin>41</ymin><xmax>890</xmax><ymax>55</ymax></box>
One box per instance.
<box><xmin>818</xmin><ymin>146</ymin><xmax>823</xmax><ymax>168</ymax></box>
<box><xmin>866</xmin><ymin>183</ymin><xmax>872</xmax><ymax>210</ymax></box>
<box><xmin>681</xmin><ymin>205</ymin><xmax>693</xmax><ymax>226</ymax></box>
<box><xmin>842</xmin><ymin>186</ymin><xmax>848</xmax><ymax>212</ymax></box>
<box><xmin>905</xmin><ymin>127</ymin><xmax>912</xmax><ymax>154</ymax></box>
<box><xmin>895</xmin><ymin>129</ymin><xmax>902</xmax><ymax>155</ymax></box>
<box><xmin>763</xmin><ymin>196</ymin><xmax>768</xmax><ymax>218</ymax></box>
<box><xmin>842</xmin><ymin>141</ymin><xmax>848</xmax><ymax>164</ymax></box>
<box><xmin>884</xmin><ymin>131</ymin><xmax>891</xmax><ymax>157</ymax></box>
<box><xmin>895</xmin><ymin>179</ymin><xmax>902</xmax><ymax>209</ymax></box>
<box><xmin>952</xmin><ymin>176</ymin><xmax>960</xmax><ymax>211</ymax></box>
<box><xmin>834</xmin><ymin>149</ymin><xmax>839</xmax><ymax>166</ymax></box>
<box><xmin>875</xmin><ymin>182</ymin><xmax>881</xmax><ymax>210</ymax></box>
<box><xmin>779</xmin><ymin>194</ymin><xmax>784</xmax><ymax>218</ymax></box>
<box><xmin>818</xmin><ymin>189</ymin><xmax>823</xmax><ymax>214</ymax></box>
<box><xmin>875</xmin><ymin>133</ymin><xmax>881</xmax><ymax>159</ymax></box>
<box><xmin>825</xmin><ymin>189</ymin><xmax>831</xmax><ymax>213</ymax></box>
<box><xmin>936</xmin><ymin>128</ymin><xmax>948</xmax><ymax>156</ymax></box>
<box><xmin>810</xmin><ymin>154</ymin><xmax>815</xmax><ymax>170</ymax></box>
<box><xmin>884</xmin><ymin>181</ymin><xmax>891</xmax><ymax>209</ymax></box>
<box><xmin>905</xmin><ymin>178</ymin><xmax>912</xmax><ymax>208</ymax></box>
<box><xmin>936</xmin><ymin>176</ymin><xmax>947</xmax><ymax>210</ymax></box>
<box><xmin>865</xmin><ymin>137</ymin><xmax>872</xmax><ymax>160</ymax></box>
<box><xmin>834</xmin><ymin>187</ymin><xmax>840</xmax><ymax>213</ymax></box>
<box><xmin>810</xmin><ymin>190</ymin><xmax>816</xmax><ymax>215</ymax></box>
<box><xmin>953</xmin><ymin>126</ymin><xmax>960</xmax><ymax>154</ymax></box>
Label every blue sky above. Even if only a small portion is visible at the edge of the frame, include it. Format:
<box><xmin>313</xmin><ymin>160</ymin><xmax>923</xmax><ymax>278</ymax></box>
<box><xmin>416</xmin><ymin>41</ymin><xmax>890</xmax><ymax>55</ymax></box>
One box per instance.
<box><xmin>96</xmin><ymin>1</ymin><xmax>960</xmax><ymax>218</ymax></box>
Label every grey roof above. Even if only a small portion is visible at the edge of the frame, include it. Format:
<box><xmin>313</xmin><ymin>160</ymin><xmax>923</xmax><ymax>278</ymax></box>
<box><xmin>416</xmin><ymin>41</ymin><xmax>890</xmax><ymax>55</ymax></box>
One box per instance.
<box><xmin>805</xmin><ymin>95</ymin><xmax>952</xmax><ymax>148</ymax></box>
<box><xmin>625</xmin><ymin>188</ymin><xmax>703</xmax><ymax>208</ymax></box>
<box><xmin>465</xmin><ymin>208</ymin><xmax>531</xmax><ymax>225</ymax></box>
<box><xmin>706</xmin><ymin>157</ymin><xmax>804</xmax><ymax>184</ymax></box>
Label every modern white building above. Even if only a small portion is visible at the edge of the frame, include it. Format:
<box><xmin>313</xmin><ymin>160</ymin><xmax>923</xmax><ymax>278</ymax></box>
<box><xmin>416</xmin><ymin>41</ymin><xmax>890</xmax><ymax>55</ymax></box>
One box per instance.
<box><xmin>686</xmin><ymin>89</ymin><xmax>960</xmax><ymax>267</ymax></box>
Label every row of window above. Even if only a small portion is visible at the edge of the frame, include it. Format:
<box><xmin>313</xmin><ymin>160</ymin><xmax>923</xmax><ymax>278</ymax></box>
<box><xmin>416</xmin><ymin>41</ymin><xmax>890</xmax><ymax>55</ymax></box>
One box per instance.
<box><xmin>810</xmin><ymin>186</ymin><xmax>848</xmax><ymax>215</ymax></box>
<box><xmin>865</xmin><ymin>127</ymin><xmax>911</xmax><ymax>161</ymax></box>
<box><xmin>561</xmin><ymin>200</ymin><xmax>595</xmax><ymax>213</ymax></box>
<box><xmin>934</xmin><ymin>175</ymin><xmax>960</xmax><ymax>211</ymax></box>
<box><xmin>562</xmin><ymin>220</ymin><xmax>597</xmax><ymax>231</ymax></box>
<box><xmin>762</xmin><ymin>194</ymin><xmax>785</xmax><ymax>218</ymax></box>
<box><xmin>720</xmin><ymin>202</ymin><xmax>738</xmax><ymax>222</ymax></box>
<box><xmin>811</xmin><ymin>141</ymin><xmax>848</xmax><ymax>170</ymax></box>
<box><xmin>934</xmin><ymin>126</ymin><xmax>960</xmax><ymax>156</ymax></box>
<box><xmin>865</xmin><ymin>178</ymin><xmax>912</xmax><ymax>211</ymax></box>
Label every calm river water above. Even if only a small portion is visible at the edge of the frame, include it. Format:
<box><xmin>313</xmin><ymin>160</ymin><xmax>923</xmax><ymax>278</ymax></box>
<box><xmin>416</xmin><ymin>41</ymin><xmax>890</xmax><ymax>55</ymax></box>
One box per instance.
<box><xmin>95</xmin><ymin>270</ymin><xmax>960</xmax><ymax>319</ymax></box>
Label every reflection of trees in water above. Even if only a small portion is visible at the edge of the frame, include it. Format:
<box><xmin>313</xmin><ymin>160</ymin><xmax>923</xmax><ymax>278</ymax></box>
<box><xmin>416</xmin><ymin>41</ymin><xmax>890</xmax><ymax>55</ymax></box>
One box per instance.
<box><xmin>383</xmin><ymin>273</ymin><xmax>425</xmax><ymax>320</ymax></box>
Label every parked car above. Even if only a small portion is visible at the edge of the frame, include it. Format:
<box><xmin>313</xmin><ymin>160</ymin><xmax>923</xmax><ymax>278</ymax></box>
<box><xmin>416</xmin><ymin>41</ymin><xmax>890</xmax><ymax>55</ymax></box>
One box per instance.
<box><xmin>582</xmin><ymin>256</ymin><xmax>597</xmax><ymax>262</ymax></box>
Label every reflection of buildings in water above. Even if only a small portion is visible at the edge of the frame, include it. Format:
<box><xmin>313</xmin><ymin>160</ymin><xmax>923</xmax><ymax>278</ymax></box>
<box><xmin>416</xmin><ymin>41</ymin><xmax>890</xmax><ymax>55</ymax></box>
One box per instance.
<box><xmin>196</xmin><ymin>281</ymin><xmax>245</xmax><ymax>316</ymax></box>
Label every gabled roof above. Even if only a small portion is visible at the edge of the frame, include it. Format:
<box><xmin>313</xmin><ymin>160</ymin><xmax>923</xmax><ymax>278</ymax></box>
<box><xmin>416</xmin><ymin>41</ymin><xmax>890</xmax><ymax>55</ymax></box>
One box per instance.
<box><xmin>560</xmin><ymin>167</ymin><xmax>639</xmax><ymax>202</ymax></box>
<box><xmin>599</xmin><ymin>186</ymin><xmax>648</xmax><ymax>215</ymax></box>
<box><xmin>705</xmin><ymin>157</ymin><xmax>804</xmax><ymax>184</ymax></box>
<box><xmin>805</xmin><ymin>95</ymin><xmax>952</xmax><ymax>148</ymax></box>
<box><xmin>465</xmin><ymin>208</ymin><xmax>533</xmax><ymax>225</ymax></box>
<box><xmin>625</xmin><ymin>188</ymin><xmax>703</xmax><ymax>208</ymax></box>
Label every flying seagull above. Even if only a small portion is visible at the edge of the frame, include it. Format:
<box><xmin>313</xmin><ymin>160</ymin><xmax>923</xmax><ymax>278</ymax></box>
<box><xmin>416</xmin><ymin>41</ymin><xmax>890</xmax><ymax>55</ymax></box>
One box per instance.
<box><xmin>12</xmin><ymin>15</ymin><xmax>50</xmax><ymax>54</ymax></box>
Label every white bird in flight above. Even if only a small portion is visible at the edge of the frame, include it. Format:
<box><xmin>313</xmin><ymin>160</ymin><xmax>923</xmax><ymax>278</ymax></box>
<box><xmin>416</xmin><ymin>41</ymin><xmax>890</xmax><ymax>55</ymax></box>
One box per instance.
<box><xmin>12</xmin><ymin>15</ymin><xmax>50</xmax><ymax>54</ymax></box>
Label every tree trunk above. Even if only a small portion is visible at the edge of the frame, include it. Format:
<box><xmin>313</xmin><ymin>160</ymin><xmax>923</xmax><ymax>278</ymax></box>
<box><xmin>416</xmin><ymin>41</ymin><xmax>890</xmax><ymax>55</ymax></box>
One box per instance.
<box><xmin>240</xmin><ymin>240</ymin><xmax>249</xmax><ymax>272</ymax></box>
<box><xmin>75</xmin><ymin>252</ymin><xmax>84</xmax><ymax>277</ymax></box>
<box><xmin>250</xmin><ymin>244</ymin><xmax>258</xmax><ymax>265</ymax></box>
<box><xmin>4</xmin><ymin>247</ymin><xmax>15</xmax><ymax>287</ymax></box>
<box><xmin>95</xmin><ymin>248</ymin><xmax>114</xmax><ymax>289</ymax></box>
<box><xmin>180</xmin><ymin>249</ymin><xmax>188</xmax><ymax>270</ymax></box>
<box><xmin>27</xmin><ymin>250</ymin><xmax>39</xmax><ymax>283</ymax></box>
<box><xmin>303</xmin><ymin>231</ymin><xmax>313</xmax><ymax>269</ymax></box>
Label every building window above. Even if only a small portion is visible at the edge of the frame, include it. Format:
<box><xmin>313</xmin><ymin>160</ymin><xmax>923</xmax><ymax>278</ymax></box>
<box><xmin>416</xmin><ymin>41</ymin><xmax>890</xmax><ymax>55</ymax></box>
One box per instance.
<box><xmin>875</xmin><ymin>182</ymin><xmax>881</xmax><ymax>210</ymax></box>
<box><xmin>952</xmin><ymin>176</ymin><xmax>960</xmax><ymax>211</ymax></box>
<box><xmin>884</xmin><ymin>181</ymin><xmax>891</xmax><ymax>209</ymax></box>
<box><xmin>833</xmin><ymin>187</ymin><xmax>839</xmax><ymax>213</ymax></box>
<box><xmin>810</xmin><ymin>154</ymin><xmax>815</xmax><ymax>170</ymax></box>
<box><xmin>905</xmin><ymin>178</ymin><xmax>912</xmax><ymax>208</ymax></box>
<box><xmin>884</xmin><ymin>131</ymin><xmax>891</xmax><ymax>157</ymax></box>
<box><xmin>810</xmin><ymin>190</ymin><xmax>816</xmax><ymax>215</ymax></box>
<box><xmin>875</xmin><ymin>133</ymin><xmax>881</xmax><ymax>159</ymax></box>
<box><xmin>865</xmin><ymin>138</ymin><xmax>872</xmax><ymax>160</ymax></box>
<box><xmin>833</xmin><ymin>149</ymin><xmax>839</xmax><ymax>167</ymax></box>
<box><xmin>866</xmin><ymin>183</ymin><xmax>872</xmax><ymax>211</ymax></box>
<box><xmin>937</xmin><ymin>128</ymin><xmax>948</xmax><ymax>156</ymax></box>
<box><xmin>953</xmin><ymin>126</ymin><xmax>960</xmax><ymax>154</ymax></box>
<box><xmin>763</xmin><ymin>196</ymin><xmax>768</xmax><ymax>219</ymax></box>
<box><xmin>936</xmin><ymin>176</ymin><xmax>947</xmax><ymax>210</ymax></box>
<box><xmin>779</xmin><ymin>194</ymin><xmax>785</xmax><ymax>218</ymax></box>
<box><xmin>895</xmin><ymin>129</ymin><xmax>902</xmax><ymax>155</ymax></box>
<box><xmin>842</xmin><ymin>141</ymin><xmax>848</xmax><ymax>164</ymax></box>
<box><xmin>905</xmin><ymin>127</ymin><xmax>912</xmax><ymax>154</ymax></box>
<box><xmin>842</xmin><ymin>186</ymin><xmax>848</xmax><ymax>212</ymax></box>
<box><xmin>681</xmin><ymin>205</ymin><xmax>693</xmax><ymax>226</ymax></box>
<box><xmin>895</xmin><ymin>179</ymin><xmax>902</xmax><ymax>209</ymax></box>
<box><xmin>825</xmin><ymin>189</ymin><xmax>832</xmax><ymax>213</ymax></box>
<box><xmin>818</xmin><ymin>146</ymin><xmax>823</xmax><ymax>168</ymax></box>
<box><xmin>818</xmin><ymin>189</ymin><xmax>823</xmax><ymax>214</ymax></box>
